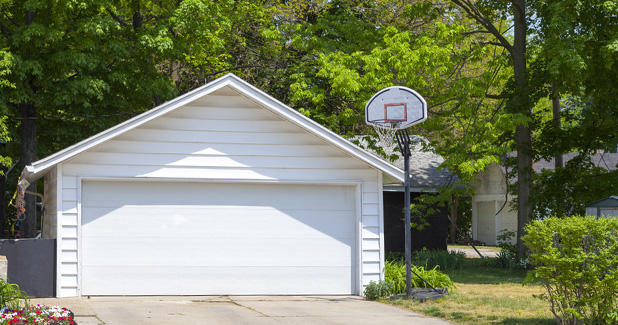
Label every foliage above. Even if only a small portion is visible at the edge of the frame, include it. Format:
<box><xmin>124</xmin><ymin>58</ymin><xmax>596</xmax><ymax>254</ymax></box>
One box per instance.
<box><xmin>0</xmin><ymin>280</ymin><xmax>27</xmax><ymax>311</ymax></box>
<box><xmin>494</xmin><ymin>229</ymin><xmax>530</xmax><ymax>270</ymax></box>
<box><xmin>0</xmin><ymin>305</ymin><xmax>75</xmax><ymax>324</ymax></box>
<box><xmin>386</xmin><ymin>249</ymin><xmax>465</xmax><ymax>271</ymax></box>
<box><xmin>385</xmin><ymin>260</ymin><xmax>455</xmax><ymax>295</ymax></box>
<box><xmin>412</xmin><ymin>248</ymin><xmax>465</xmax><ymax>271</ymax></box>
<box><xmin>523</xmin><ymin>216</ymin><xmax>618</xmax><ymax>324</ymax></box>
<box><xmin>363</xmin><ymin>280</ymin><xmax>393</xmax><ymax>301</ymax></box>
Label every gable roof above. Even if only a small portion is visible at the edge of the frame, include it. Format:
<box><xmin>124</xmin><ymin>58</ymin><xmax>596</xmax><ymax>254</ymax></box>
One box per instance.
<box><xmin>21</xmin><ymin>74</ymin><xmax>404</xmax><ymax>184</ymax></box>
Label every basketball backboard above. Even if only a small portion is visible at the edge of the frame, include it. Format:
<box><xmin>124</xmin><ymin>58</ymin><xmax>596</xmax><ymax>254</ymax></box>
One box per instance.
<box><xmin>365</xmin><ymin>86</ymin><xmax>427</xmax><ymax>130</ymax></box>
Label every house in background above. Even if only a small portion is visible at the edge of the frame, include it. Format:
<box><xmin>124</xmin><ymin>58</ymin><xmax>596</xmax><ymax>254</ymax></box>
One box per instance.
<box><xmin>586</xmin><ymin>196</ymin><xmax>618</xmax><ymax>218</ymax></box>
<box><xmin>378</xmin><ymin>136</ymin><xmax>455</xmax><ymax>252</ymax></box>
<box><xmin>21</xmin><ymin>74</ymin><xmax>405</xmax><ymax>297</ymax></box>
<box><xmin>473</xmin><ymin>153</ymin><xmax>618</xmax><ymax>245</ymax></box>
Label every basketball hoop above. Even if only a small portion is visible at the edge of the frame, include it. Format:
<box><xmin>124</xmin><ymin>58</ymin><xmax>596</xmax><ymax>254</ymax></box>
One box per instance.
<box><xmin>365</xmin><ymin>85</ymin><xmax>428</xmax><ymax>299</ymax></box>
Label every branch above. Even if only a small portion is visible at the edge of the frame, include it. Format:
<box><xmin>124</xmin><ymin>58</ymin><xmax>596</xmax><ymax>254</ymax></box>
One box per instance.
<box><xmin>1</xmin><ymin>10</ymin><xmax>19</xmax><ymax>28</ymax></box>
<box><xmin>485</xmin><ymin>93</ymin><xmax>507</xmax><ymax>99</ymax></box>
<box><xmin>450</xmin><ymin>0</ymin><xmax>513</xmax><ymax>54</ymax></box>
<box><xmin>105</xmin><ymin>8</ymin><xmax>128</xmax><ymax>26</ymax></box>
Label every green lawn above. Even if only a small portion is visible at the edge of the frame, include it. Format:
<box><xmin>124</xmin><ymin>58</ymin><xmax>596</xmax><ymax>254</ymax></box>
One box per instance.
<box><xmin>382</xmin><ymin>257</ymin><xmax>555</xmax><ymax>324</ymax></box>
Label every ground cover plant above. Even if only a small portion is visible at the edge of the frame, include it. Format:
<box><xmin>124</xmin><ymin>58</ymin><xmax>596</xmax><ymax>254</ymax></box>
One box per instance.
<box><xmin>0</xmin><ymin>279</ymin><xmax>75</xmax><ymax>324</ymax></box>
<box><xmin>523</xmin><ymin>216</ymin><xmax>618</xmax><ymax>324</ymax></box>
<box><xmin>382</xmin><ymin>253</ymin><xmax>554</xmax><ymax>324</ymax></box>
<box><xmin>0</xmin><ymin>305</ymin><xmax>76</xmax><ymax>324</ymax></box>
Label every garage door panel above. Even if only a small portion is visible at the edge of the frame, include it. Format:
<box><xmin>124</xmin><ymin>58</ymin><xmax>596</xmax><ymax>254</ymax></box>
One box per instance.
<box><xmin>82</xmin><ymin>266</ymin><xmax>355</xmax><ymax>295</ymax></box>
<box><xmin>82</xmin><ymin>207</ymin><xmax>355</xmax><ymax>239</ymax></box>
<box><xmin>82</xmin><ymin>236</ymin><xmax>355</xmax><ymax>267</ymax></box>
<box><xmin>81</xmin><ymin>181</ymin><xmax>358</xmax><ymax>295</ymax></box>
<box><xmin>83</xmin><ymin>182</ymin><xmax>355</xmax><ymax>210</ymax></box>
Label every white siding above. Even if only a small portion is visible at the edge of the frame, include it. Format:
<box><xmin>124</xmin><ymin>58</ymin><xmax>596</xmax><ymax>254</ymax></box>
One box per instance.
<box><xmin>55</xmin><ymin>87</ymin><xmax>385</xmax><ymax>297</ymax></box>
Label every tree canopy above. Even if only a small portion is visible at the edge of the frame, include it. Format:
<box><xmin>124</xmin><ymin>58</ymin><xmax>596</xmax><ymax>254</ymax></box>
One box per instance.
<box><xmin>0</xmin><ymin>0</ymin><xmax>617</xmax><ymax>243</ymax></box>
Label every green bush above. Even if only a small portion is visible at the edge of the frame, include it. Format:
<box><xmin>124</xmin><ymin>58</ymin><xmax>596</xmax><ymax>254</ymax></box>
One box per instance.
<box><xmin>364</xmin><ymin>280</ymin><xmax>393</xmax><ymax>300</ymax></box>
<box><xmin>412</xmin><ymin>248</ymin><xmax>466</xmax><ymax>271</ymax></box>
<box><xmin>0</xmin><ymin>279</ymin><xmax>28</xmax><ymax>310</ymax></box>
<box><xmin>523</xmin><ymin>216</ymin><xmax>618</xmax><ymax>324</ymax></box>
<box><xmin>384</xmin><ymin>260</ymin><xmax>455</xmax><ymax>294</ymax></box>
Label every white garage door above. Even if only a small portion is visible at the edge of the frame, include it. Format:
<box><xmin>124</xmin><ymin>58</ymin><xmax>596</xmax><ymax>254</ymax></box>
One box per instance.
<box><xmin>81</xmin><ymin>181</ymin><xmax>357</xmax><ymax>295</ymax></box>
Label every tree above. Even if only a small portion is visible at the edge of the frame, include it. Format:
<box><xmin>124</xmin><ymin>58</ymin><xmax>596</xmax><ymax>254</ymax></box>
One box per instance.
<box><xmin>0</xmin><ymin>0</ymin><xmax>240</xmax><ymax>237</ymax></box>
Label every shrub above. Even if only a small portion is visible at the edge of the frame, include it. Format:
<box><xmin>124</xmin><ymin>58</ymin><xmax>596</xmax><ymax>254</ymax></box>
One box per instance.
<box><xmin>494</xmin><ymin>229</ymin><xmax>530</xmax><ymax>269</ymax></box>
<box><xmin>364</xmin><ymin>280</ymin><xmax>393</xmax><ymax>300</ymax></box>
<box><xmin>384</xmin><ymin>260</ymin><xmax>455</xmax><ymax>294</ymax></box>
<box><xmin>412</xmin><ymin>248</ymin><xmax>466</xmax><ymax>271</ymax></box>
<box><xmin>523</xmin><ymin>216</ymin><xmax>618</xmax><ymax>324</ymax></box>
<box><xmin>0</xmin><ymin>280</ymin><xmax>27</xmax><ymax>310</ymax></box>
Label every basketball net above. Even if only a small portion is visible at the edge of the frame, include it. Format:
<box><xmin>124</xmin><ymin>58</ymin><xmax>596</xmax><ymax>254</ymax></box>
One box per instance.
<box><xmin>372</xmin><ymin>124</ymin><xmax>398</xmax><ymax>158</ymax></box>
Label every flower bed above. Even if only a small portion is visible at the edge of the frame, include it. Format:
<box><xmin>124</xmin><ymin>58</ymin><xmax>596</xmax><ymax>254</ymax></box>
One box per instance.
<box><xmin>0</xmin><ymin>305</ymin><xmax>75</xmax><ymax>324</ymax></box>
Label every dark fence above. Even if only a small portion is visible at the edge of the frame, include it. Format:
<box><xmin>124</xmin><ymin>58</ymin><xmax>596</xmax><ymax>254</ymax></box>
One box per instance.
<box><xmin>383</xmin><ymin>191</ymin><xmax>448</xmax><ymax>252</ymax></box>
<box><xmin>0</xmin><ymin>239</ymin><xmax>56</xmax><ymax>297</ymax></box>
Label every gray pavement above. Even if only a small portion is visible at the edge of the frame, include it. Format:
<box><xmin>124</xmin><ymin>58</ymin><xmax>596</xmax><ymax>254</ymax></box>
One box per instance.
<box><xmin>31</xmin><ymin>295</ymin><xmax>451</xmax><ymax>324</ymax></box>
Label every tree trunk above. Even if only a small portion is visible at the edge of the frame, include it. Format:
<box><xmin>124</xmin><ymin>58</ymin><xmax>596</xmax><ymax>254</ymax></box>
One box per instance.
<box><xmin>512</xmin><ymin>0</ymin><xmax>533</xmax><ymax>259</ymax></box>
<box><xmin>449</xmin><ymin>195</ymin><xmax>459</xmax><ymax>244</ymax></box>
<box><xmin>0</xmin><ymin>163</ymin><xmax>5</xmax><ymax>238</ymax></box>
<box><xmin>552</xmin><ymin>83</ymin><xmax>563</xmax><ymax>168</ymax></box>
<box><xmin>20</xmin><ymin>102</ymin><xmax>37</xmax><ymax>238</ymax></box>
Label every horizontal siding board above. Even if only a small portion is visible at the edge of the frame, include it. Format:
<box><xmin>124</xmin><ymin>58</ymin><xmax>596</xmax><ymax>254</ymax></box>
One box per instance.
<box><xmin>363</xmin><ymin>238</ymin><xmax>380</xmax><ymax>250</ymax></box>
<box><xmin>61</xmin><ymin>250</ymin><xmax>78</xmax><ymax>263</ymax></box>
<box><xmin>166</xmin><ymin>106</ymin><xmax>278</xmax><ymax>120</ymax></box>
<box><xmin>62</xmin><ymin>189</ymin><xmax>77</xmax><ymax>201</ymax></box>
<box><xmin>186</xmin><ymin>94</ymin><xmax>258</xmax><ymax>108</ymax></box>
<box><xmin>62</xmin><ymin>164</ymin><xmax>375</xmax><ymax>181</ymax></box>
<box><xmin>62</xmin><ymin>176</ymin><xmax>77</xmax><ymax>189</ymax></box>
<box><xmin>68</xmin><ymin>152</ymin><xmax>367</xmax><ymax>169</ymax></box>
<box><xmin>116</xmin><ymin>129</ymin><xmax>325</xmax><ymax>145</ymax></box>
<box><xmin>93</xmin><ymin>141</ymin><xmax>346</xmax><ymax>158</ymax></box>
<box><xmin>362</xmin><ymin>250</ymin><xmax>380</xmax><ymax>262</ymax></box>
<box><xmin>361</xmin><ymin>215</ymin><xmax>379</xmax><ymax>228</ymax></box>
<box><xmin>363</xmin><ymin>203</ymin><xmax>380</xmax><ymax>216</ymax></box>
<box><xmin>362</xmin><ymin>192</ymin><xmax>379</xmax><ymax>204</ymax></box>
<box><xmin>362</xmin><ymin>274</ymin><xmax>380</xmax><ymax>286</ymax></box>
<box><xmin>362</xmin><ymin>227</ymin><xmax>380</xmax><ymax>239</ymax></box>
<box><xmin>61</xmin><ymin>263</ymin><xmax>78</xmax><ymax>275</ymax></box>
<box><xmin>363</xmin><ymin>262</ymin><xmax>380</xmax><ymax>274</ymax></box>
<box><xmin>62</xmin><ymin>202</ymin><xmax>77</xmax><ymax>214</ymax></box>
<box><xmin>61</xmin><ymin>225</ymin><xmax>77</xmax><ymax>238</ymax></box>
<box><xmin>61</xmin><ymin>275</ymin><xmax>78</xmax><ymax>287</ymax></box>
<box><xmin>59</xmin><ymin>288</ymin><xmax>78</xmax><ymax>297</ymax></box>
<box><xmin>143</xmin><ymin>118</ymin><xmax>299</xmax><ymax>133</ymax></box>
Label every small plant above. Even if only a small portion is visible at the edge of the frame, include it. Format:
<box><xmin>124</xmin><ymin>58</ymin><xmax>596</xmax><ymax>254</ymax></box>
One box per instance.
<box><xmin>523</xmin><ymin>216</ymin><xmax>618</xmax><ymax>324</ymax></box>
<box><xmin>385</xmin><ymin>260</ymin><xmax>455</xmax><ymax>294</ymax></box>
<box><xmin>364</xmin><ymin>280</ymin><xmax>393</xmax><ymax>300</ymax></box>
<box><xmin>0</xmin><ymin>280</ymin><xmax>27</xmax><ymax>311</ymax></box>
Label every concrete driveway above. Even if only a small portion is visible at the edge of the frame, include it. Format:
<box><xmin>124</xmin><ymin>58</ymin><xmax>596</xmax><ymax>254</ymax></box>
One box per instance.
<box><xmin>31</xmin><ymin>295</ymin><xmax>450</xmax><ymax>324</ymax></box>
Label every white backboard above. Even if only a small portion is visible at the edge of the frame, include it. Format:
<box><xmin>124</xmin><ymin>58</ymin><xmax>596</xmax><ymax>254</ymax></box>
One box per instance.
<box><xmin>365</xmin><ymin>86</ymin><xmax>427</xmax><ymax>130</ymax></box>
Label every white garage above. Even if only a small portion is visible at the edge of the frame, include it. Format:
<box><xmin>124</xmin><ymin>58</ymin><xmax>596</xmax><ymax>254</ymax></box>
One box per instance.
<box><xmin>21</xmin><ymin>74</ymin><xmax>404</xmax><ymax>297</ymax></box>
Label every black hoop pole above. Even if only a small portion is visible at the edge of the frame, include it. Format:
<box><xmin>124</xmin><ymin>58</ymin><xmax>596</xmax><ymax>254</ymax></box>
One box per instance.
<box><xmin>395</xmin><ymin>129</ymin><xmax>412</xmax><ymax>298</ymax></box>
